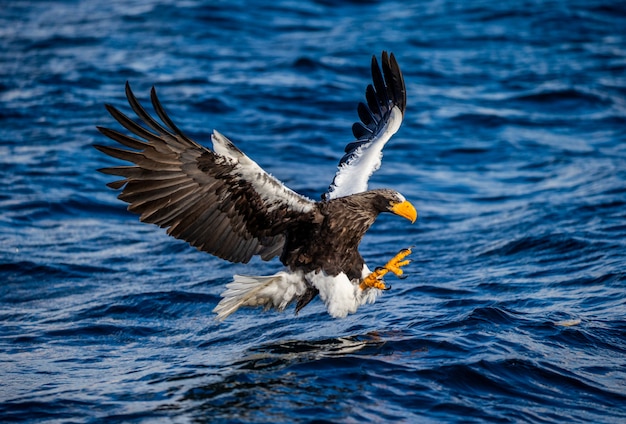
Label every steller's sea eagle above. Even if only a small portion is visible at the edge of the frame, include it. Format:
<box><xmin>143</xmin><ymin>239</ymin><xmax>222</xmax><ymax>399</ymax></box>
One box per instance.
<box><xmin>95</xmin><ymin>51</ymin><xmax>417</xmax><ymax>320</ymax></box>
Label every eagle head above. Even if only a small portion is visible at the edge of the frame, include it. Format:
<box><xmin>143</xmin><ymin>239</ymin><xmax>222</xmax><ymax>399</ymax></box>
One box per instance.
<box><xmin>370</xmin><ymin>189</ymin><xmax>418</xmax><ymax>223</ymax></box>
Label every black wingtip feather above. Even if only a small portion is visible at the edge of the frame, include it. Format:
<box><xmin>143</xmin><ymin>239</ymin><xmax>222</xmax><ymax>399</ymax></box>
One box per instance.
<box><xmin>93</xmin><ymin>144</ymin><xmax>111</xmax><ymax>155</ymax></box>
<box><xmin>103</xmin><ymin>101</ymin><xmax>160</xmax><ymax>143</ymax></box>
<box><xmin>385</xmin><ymin>52</ymin><xmax>406</xmax><ymax>115</ymax></box>
<box><xmin>354</xmin><ymin>51</ymin><xmax>406</xmax><ymax>141</ymax></box>
<box><xmin>370</xmin><ymin>54</ymin><xmax>390</xmax><ymax>113</ymax></box>
<box><xmin>96</xmin><ymin>126</ymin><xmax>148</xmax><ymax>150</ymax></box>
<box><xmin>365</xmin><ymin>85</ymin><xmax>382</xmax><ymax>120</ymax></box>
<box><xmin>351</xmin><ymin>122</ymin><xmax>373</xmax><ymax>141</ymax></box>
<box><xmin>149</xmin><ymin>86</ymin><xmax>192</xmax><ymax>143</ymax></box>
<box><xmin>106</xmin><ymin>180</ymin><xmax>127</xmax><ymax>190</ymax></box>
<box><xmin>124</xmin><ymin>82</ymin><xmax>175</xmax><ymax>138</ymax></box>
<box><xmin>357</xmin><ymin>102</ymin><xmax>377</xmax><ymax>127</ymax></box>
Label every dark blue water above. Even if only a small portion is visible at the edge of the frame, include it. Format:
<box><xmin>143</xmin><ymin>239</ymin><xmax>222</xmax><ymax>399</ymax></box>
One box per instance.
<box><xmin>2</xmin><ymin>1</ymin><xmax>625</xmax><ymax>422</ymax></box>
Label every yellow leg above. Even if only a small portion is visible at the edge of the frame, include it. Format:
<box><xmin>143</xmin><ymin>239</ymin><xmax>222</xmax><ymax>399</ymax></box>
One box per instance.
<box><xmin>360</xmin><ymin>248</ymin><xmax>412</xmax><ymax>291</ymax></box>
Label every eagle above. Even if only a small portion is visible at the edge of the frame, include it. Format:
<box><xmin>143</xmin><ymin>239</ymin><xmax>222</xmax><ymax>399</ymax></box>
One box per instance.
<box><xmin>95</xmin><ymin>51</ymin><xmax>417</xmax><ymax>320</ymax></box>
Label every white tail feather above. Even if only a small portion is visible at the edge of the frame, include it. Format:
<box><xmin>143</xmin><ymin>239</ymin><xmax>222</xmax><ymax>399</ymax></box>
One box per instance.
<box><xmin>213</xmin><ymin>272</ymin><xmax>307</xmax><ymax>321</ymax></box>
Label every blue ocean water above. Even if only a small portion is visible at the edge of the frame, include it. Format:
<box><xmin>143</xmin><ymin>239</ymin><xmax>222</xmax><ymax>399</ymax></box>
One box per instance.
<box><xmin>1</xmin><ymin>0</ymin><xmax>625</xmax><ymax>422</ymax></box>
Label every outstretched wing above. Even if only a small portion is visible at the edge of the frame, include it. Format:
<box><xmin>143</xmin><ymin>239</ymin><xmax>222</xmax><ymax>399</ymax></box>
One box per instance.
<box><xmin>323</xmin><ymin>51</ymin><xmax>406</xmax><ymax>201</ymax></box>
<box><xmin>95</xmin><ymin>82</ymin><xmax>316</xmax><ymax>264</ymax></box>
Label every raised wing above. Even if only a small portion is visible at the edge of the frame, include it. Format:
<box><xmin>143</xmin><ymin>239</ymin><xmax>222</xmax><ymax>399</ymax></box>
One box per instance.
<box><xmin>323</xmin><ymin>51</ymin><xmax>406</xmax><ymax>201</ymax></box>
<box><xmin>95</xmin><ymin>83</ymin><xmax>316</xmax><ymax>264</ymax></box>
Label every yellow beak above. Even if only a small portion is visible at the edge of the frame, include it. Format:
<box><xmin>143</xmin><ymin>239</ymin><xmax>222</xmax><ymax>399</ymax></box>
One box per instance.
<box><xmin>390</xmin><ymin>200</ymin><xmax>417</xmax><ymax>223</ymax></box>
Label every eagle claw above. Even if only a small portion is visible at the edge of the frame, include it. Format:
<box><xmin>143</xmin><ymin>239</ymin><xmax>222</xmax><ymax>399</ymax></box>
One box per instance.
<box><xmin>359</xmin><ymin>247</ymin><xmax>412</xmax><ymax>291</ymax></box>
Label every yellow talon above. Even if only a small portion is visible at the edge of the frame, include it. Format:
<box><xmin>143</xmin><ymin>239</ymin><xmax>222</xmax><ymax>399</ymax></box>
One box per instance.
<box><xmin>360</xmin><ymin>248</ymin><xmax>413</xmax><ymax>291</ymax></box>
<box><xmin>384</xmin><ymin>248</ymin><xmax>412</xmax><ymax>277</ymax></box>
<box><xmin>360</xmin><ymin>267</ymin><xmax>389</xmax><ymax>290</ymax></box>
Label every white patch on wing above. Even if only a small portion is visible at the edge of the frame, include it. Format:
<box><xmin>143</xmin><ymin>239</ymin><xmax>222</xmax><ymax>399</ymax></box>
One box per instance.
<box><xmin>211</xmin><ymin>130</ymin><xmax>314</xmax><ymax>214</ymax></box>
<box><xmin>212</xmin><ymin>130</ymin><xmax>243</xmax><ymax>160</ymax></box>
<box><xmin>327</xmin><ymin>106</ymin><xmax>403</xmax><ymax>200</ymax></box>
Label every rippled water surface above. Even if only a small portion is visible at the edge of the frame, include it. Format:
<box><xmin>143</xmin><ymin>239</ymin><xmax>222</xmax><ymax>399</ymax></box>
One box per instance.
<box><xmin>2</xmin><ymin>1</ymin><xmax>626</xmax><ymax>422</ymax></box>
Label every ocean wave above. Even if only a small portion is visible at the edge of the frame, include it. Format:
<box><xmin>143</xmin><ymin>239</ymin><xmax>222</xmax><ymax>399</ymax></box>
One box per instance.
<box><xmin>2</xmin><ymin>0</ymin><xmax>625</xmax><ymax>422</ymax></box>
